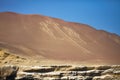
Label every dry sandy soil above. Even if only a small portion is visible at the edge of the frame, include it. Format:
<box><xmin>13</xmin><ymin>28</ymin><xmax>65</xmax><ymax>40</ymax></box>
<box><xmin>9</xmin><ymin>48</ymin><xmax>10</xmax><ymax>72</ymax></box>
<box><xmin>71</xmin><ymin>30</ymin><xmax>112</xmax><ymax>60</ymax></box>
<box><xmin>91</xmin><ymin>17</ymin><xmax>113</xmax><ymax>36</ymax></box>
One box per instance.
<box><xmin>0</xmin><ymin>12</ymin><xmax>120</xmax><ymax>65</ymax></box>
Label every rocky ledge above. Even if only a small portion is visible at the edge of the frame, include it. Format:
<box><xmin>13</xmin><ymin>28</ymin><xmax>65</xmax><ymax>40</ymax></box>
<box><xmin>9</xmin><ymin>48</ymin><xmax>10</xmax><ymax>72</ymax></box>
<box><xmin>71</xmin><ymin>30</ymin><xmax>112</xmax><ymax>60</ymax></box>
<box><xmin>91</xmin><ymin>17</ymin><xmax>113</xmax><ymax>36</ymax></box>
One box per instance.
<box><xmin>0</xmin><ymin>65</ymin><xmax>120</xmax><ymax>80</ymax></box>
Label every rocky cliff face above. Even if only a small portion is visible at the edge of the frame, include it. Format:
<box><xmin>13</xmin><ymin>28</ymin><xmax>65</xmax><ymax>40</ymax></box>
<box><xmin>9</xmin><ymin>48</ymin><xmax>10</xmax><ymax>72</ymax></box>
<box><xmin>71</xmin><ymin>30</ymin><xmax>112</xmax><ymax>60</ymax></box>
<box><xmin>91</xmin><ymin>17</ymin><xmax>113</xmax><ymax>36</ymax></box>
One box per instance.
<box><xmin>0</xmin><ymin>12</ymin><xmax>120</xmax><ymax>64</ymax></box>
<box><xmin>0</xmin><ymin>65</ymin><xmax>120</xmax><ymax>80</ymax></box>
<box><xmin>0</xmin><ymin>51</ymin><xmax>120</xmax><ymax>80</ymax></box>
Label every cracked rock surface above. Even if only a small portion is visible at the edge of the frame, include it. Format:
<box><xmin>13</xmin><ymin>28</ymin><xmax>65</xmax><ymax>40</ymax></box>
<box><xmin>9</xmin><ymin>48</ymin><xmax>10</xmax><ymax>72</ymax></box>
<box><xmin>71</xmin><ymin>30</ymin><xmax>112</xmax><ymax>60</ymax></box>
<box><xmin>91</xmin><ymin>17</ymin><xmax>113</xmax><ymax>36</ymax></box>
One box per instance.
<box><xmin>0</xmin><ymin>65</ymin><xmax>120</xmax><ymax>80</ymax></box>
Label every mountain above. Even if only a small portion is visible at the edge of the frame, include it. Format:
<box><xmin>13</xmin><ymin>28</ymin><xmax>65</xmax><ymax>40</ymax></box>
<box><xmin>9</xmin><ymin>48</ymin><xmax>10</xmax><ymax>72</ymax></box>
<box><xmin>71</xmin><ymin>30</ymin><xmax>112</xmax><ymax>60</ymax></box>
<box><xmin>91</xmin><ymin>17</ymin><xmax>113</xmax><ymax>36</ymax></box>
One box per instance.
<box><xmin>0</xmin><ymin>12</ymin><xmax>120</xmax><ymax>64</ymax></box>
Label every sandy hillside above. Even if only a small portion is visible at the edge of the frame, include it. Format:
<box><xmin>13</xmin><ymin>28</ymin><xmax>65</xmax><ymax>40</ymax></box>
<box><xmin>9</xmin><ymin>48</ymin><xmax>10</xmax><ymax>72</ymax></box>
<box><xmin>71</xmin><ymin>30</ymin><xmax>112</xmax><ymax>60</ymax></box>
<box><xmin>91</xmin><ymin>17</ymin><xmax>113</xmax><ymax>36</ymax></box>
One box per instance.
<box><xmin>0</xmin><ymin>12</ymin><xmax>120</xmax><ymax>64</ymax></box>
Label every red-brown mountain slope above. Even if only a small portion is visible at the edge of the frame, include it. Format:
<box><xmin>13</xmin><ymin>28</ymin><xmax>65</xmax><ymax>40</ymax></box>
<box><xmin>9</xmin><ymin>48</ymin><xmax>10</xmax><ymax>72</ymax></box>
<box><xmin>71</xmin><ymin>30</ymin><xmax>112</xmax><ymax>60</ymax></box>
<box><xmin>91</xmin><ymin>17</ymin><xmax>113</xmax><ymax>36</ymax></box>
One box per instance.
<box><xmin>0</xmin><ymin>12</ymin><xmax>120</xmax><ymax>64</ymax></box>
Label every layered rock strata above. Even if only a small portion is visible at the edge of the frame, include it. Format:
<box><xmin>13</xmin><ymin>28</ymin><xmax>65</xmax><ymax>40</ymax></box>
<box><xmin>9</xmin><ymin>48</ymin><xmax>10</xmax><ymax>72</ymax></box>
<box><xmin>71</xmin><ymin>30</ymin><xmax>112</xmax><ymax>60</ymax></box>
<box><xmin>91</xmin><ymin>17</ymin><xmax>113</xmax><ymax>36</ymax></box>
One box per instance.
<box><xmin>0</xmin><ymin>65</ymin><xmax>120</xmax><ymax>80</ymax></box>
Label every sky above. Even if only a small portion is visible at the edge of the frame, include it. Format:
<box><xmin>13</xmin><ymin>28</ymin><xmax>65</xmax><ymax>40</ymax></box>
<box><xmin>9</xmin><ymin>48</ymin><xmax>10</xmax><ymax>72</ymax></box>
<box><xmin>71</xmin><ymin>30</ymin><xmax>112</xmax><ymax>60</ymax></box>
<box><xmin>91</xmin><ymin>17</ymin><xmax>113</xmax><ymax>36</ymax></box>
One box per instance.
<box><xmin>0</xmin><ymin>0</ymin><xmax>120</xmax><ymax>35</ymax></box>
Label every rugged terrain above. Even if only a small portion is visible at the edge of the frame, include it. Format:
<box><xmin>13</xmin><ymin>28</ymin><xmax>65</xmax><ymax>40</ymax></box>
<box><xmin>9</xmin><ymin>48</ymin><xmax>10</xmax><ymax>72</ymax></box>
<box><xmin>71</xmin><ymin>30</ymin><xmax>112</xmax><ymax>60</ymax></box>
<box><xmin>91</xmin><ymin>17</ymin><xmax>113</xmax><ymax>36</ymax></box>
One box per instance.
<box><xmin>0</xmin><ymin>12</ymin><xmax>120</xmax><ymax>80</ymax></box>
<box><xmin>0</xmin><ymin>64</ymin><xmax>120</xmax><ymax>80</ymax></box>
<box><xmin>0</xmin><ymin>12</ymin><xmax>120</xmax><ymax>64</ymax></box>
<box><xmin>0</xmin><ymin>50</ymin><xmax>120</xmax><ymax>80</ymax></box>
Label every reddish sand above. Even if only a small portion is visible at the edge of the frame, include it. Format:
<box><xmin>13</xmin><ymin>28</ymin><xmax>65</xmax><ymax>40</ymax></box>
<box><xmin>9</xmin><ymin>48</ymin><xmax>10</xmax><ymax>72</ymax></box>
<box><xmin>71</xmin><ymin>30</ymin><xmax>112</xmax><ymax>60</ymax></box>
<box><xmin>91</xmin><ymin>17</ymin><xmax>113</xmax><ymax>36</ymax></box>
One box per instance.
<box><xmin>0</xmin><ymin>12</ymin><xmax>120</xmax><ymax>64</ymax></box>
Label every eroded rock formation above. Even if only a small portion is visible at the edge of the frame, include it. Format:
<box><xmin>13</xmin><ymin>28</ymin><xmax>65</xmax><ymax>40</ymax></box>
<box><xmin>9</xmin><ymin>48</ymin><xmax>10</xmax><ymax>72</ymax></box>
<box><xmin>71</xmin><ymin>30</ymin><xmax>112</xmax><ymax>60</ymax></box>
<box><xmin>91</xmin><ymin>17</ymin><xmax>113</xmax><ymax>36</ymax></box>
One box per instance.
<box><xmin>0</xmin><ymin>65</ymin><xmax>120</xmax><ymax>80</ymax></box>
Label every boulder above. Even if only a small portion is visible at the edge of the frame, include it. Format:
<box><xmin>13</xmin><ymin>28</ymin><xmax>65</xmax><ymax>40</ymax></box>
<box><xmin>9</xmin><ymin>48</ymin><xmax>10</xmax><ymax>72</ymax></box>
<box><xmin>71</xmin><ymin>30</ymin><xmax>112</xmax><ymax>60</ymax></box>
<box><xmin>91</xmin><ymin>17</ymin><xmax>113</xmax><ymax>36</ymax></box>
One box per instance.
<box><xmin>0</xmin><ymin>65</ymin><xmax>19</xmax><ymax>80</ymax></box>
<box><xmin>67</xmin><ymin>66</ymin><xmax>87</xmax><ymax>71</ymax></box>
<box><xmin>93</xmin><ymin>74</ymin><xmax>114</xmax><ymax>80</ymax></box>
<box><xmin>23</xmin><ymin>66</ymin><xmax>55</xmax><ymax>73</ymax></box>
<box><xmin>96</xmin><ymin>65</ymin><xmax>111</xmax><ymax>70</ymax></box>
<box><xmin>101</xmin><ymin>69</ymin><xmax>113</xmax><ymax>75</ymax></box>
<box><xmin>113</xmin><ymin>71</ymin><xmax>120</xmax><ymax>75</ymax></box>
